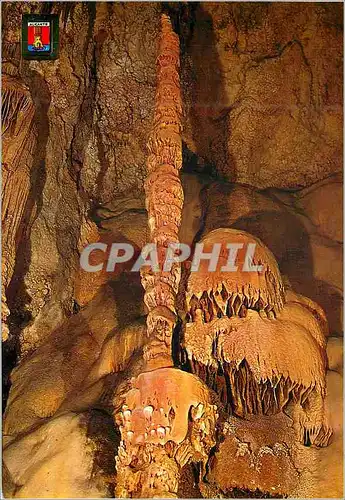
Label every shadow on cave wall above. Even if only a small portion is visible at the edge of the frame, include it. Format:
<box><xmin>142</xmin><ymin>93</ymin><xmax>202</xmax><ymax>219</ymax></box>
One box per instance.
<box><xmin>3</xmin><ymin>2</ymin><xmax>88</xmax><ymax>410</ymax></box>
<box><xmin>163</xmin><ymin>2</ymin><xmax>233</xmax><ymax>181</ymax></box>
<box><xmin>3</xmin><ymin>68</ymin><xmax>50</xmax><ymax>410</ymax></box>
<box><xmin>195</xmin><ymin>184</ymin><xmax>342</xmax><ymax>336</ymax></box>
<box><xmin>185</xmin><ymin>4</ymin><xmax>237</xmax><ymax>183</ymax></box>
<box><xmin>232</xmin><ymin>209</ymin><xmax>342</xmax><ymax>335</ymax></box>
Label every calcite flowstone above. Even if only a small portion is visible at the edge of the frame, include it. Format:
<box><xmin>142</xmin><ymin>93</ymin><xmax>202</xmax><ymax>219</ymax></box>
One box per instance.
<box><xmin>3</xmin><ymin>412</ymin><xmax>118</xmax><ymax>498</ymax></box>
<box><xmin>3</xmin><ymin>282</ymin><xmax>145</xmax><ymax>437</ymax></box>
<box><xmin>1</xmin><ymin>74</ymin><xmax>37</xmax><ymax>341</ymax></box>
<box><xmin>199</xmin><ymin>175</ymin><xmax>343</xmax><ymax>337</ymax></box>
<box><xmin>206</xmin><ymin>413</ymin><xmax>319</xmax><ymax>498</ymax></box>
<box><xmin>313</xmin><ymin>370</ymin><xmax>343</xmax><ymax>498</ymax></box>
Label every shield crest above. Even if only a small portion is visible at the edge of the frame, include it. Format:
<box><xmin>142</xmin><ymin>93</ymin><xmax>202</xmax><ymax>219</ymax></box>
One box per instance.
<box><xmin>28</xmin><ymin>21</ymin><xmax>51</xmax><ymax>52</ymax></box>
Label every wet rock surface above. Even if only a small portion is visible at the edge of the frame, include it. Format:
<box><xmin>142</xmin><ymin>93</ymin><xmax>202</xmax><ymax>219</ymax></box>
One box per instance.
<box><xmin>2</xmin><ymin>2</ymin><xmax>343</xmax><ymax>498</ymax></box>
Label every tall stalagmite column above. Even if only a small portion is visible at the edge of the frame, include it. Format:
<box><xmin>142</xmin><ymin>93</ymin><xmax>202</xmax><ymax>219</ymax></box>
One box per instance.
<box><xmin>141</xmin><ymin>13</ymin><xmax>184</xmax><ymax>370</ymax></box>
<box><xmin>114</xmin><ymin>15</ymin><xmax>218</xmax><ymax>498</ymax></box>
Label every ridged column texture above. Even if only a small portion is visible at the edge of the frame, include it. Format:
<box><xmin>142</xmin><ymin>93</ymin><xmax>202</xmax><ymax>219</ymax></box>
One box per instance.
<box><xmin>141</xmin><ymin>13</ymin><xmax>184</xmax><ymax>370</ymax></box>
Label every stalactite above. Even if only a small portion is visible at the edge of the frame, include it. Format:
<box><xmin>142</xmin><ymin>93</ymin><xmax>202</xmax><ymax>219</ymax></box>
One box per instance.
<box><xmin>186</xmin><ymin>228</ymin><xmax>285</xmax><ymax>322</ymax></box>
<box><xmin>2</xmin><ymin>74</ymin><xmax>37</xmax><ymax>341</ymax></box>
<box><xmin>183</xmin><ymin>228</ymin><xmax>332</xmax><ymax>448</ymax></box>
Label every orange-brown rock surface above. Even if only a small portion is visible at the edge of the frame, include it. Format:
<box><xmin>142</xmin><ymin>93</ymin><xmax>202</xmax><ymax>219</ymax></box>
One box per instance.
<box><xmin>182</xmin><ymin>3</ymin><xmax>343</xmax><ymax>189</ymax></box>
<box><xmin>2</xmin><ymin>2</ymin><xmax>343</xmax><ymax>499</ymax></box>
<box><xmin>2</xmin><ymin>75</ymin><xmax>37</xmax><ymax>341</ymax></box>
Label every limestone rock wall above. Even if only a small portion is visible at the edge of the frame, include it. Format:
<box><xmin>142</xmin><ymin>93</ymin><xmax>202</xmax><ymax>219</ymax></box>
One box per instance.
<box><xmin>182</xmin><ymin>2</ymin><xmax>343</xmax><ymax>188</ymax></box>
<box><xmin>2</xmin><ymin>2</ymin><xmax>343</xmax><ymax>499</ymax></box>
<box><xmin>2</xmin><ymin>2</ymin><xmax>159</xmax><ymax>354</ymax></box>
<box><xmin>2</xmin><ymin>2</ymin><xmax>342</xmax><ymax>354</ymax></box>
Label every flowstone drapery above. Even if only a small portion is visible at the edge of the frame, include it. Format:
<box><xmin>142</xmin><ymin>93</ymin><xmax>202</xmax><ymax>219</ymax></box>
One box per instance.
<box><xmin>2</xmin><ymin>74</ymin><xmax>37</xmax><ymax>341</ymax></box>
<box><xmin>183</xmin><ymin>228</ymin><xmax>332</xmax><ymax>448</ymax></box>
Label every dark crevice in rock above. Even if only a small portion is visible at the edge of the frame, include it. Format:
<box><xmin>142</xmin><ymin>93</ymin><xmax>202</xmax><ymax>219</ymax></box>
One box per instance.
<box><xmin>226</xmin><ymin>487</ymin><xmax>287</xmax><ymax>498</ymax></box>
<box><xmin>84</xmin><ymin>409</ymin><xmax>120</xmax><ymax>498</ymax></box>
<box><xmin>2</xmin><ymin>343</ymin><xmax>17</xmax><ymax>413</ymax></box>
<box><xmin>182</xmin><ymin>142</ymin><xmax>218</xmax><ymax>179</ymax></box>
<box><xmin>69</xmin><ymin>2</ymin><xmax>97</xmax><ymax>200</ymax></box>
<box><xmin>162</xmin><ymin>2</ymin><xmax>198</xmax><ymax>54</ymax></box>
